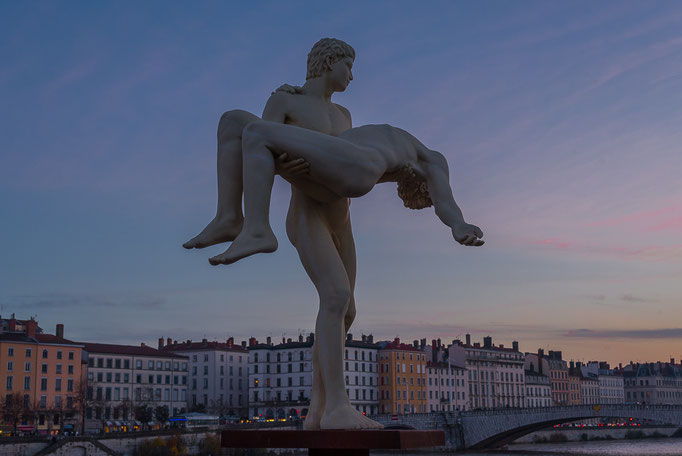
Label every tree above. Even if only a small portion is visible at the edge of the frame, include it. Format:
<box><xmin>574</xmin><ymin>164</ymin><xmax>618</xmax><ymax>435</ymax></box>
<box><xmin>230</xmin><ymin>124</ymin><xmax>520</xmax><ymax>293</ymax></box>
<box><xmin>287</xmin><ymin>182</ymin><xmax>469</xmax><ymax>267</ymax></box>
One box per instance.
<box><xmin>73</xmin><ymin>380</ymin><xmax>103</xmax><ymax>434</ymax></box>
<box><xmin>154</xmin><ymin>405</ymin><xmax>169</xmax><ymax>424</ymax></box>
<box><xmin>134</xmin><ymin>405</ymin><xmax>153</xmax><ymax>427</ymax></box>
<box><xmin>3</xmin><ymin>392</ymin><xmax>31</xmax><ymax>435</ymax></box>
<box><xmin>208</xmin><ymin>398</ymin><xmax>229</xmax><ymax>417</ymax></box>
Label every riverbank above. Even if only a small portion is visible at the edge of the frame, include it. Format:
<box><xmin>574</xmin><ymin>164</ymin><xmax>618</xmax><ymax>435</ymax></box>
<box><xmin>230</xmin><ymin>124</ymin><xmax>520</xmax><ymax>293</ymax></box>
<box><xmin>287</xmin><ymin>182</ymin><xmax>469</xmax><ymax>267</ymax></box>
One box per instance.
<box><xmin>512</xmin><ymin>426</ymin><xmax>680</xmax><ymax>444</ymax></box>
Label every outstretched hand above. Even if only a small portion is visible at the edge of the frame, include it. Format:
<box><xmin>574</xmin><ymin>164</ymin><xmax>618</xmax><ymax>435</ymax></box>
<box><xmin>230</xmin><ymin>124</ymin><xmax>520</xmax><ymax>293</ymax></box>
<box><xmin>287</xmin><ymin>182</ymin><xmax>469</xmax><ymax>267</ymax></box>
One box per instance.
<box><xmin>272</xmin><ymin>83</ymin><xmax>303</xmax><ymax>95</ymax></box>
<box><xmin>275</xmin><ymin>152</ymin><xmax>310</xmax><ymax>179</ymax></box>
<box><xmin>452</xmin><ymin>223</ymin><xmax>484</xmax><ymax>247</ymax></box>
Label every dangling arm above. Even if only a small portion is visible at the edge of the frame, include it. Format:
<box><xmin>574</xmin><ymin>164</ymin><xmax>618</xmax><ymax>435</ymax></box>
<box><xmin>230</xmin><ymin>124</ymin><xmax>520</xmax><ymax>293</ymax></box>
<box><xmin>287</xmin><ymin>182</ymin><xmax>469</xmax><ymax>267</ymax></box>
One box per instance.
<box><xmin>421</xmin><ymin>149</ymin><xmax>484</xmax><ymax>246</ymax></box>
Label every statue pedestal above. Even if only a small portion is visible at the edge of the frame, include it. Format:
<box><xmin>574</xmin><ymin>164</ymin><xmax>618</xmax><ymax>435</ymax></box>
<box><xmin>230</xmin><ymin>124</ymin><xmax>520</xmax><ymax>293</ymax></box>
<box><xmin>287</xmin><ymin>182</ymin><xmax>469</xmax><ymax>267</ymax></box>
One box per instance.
<box><xmin>221</xmin><ymin>429</ymin><xmax>445</xmax><ymax>455</ymax></box>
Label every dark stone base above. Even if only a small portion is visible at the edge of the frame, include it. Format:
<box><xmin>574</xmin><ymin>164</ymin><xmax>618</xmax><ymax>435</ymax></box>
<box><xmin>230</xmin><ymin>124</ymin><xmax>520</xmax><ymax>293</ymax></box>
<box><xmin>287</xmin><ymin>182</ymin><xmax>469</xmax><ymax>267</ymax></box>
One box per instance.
<box><xmin>222</xmin><ymin>429</ymin><xmax>445</xmax><ymax>455</ymax></box>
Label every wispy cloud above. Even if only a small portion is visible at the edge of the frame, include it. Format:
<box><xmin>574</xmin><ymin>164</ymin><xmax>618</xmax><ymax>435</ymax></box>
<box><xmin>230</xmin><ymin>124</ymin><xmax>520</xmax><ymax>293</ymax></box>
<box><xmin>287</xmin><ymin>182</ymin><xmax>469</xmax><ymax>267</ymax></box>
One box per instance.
<box><xmin>621</xmin><ymin>294</ymin><xmax>659</xmax><ymax>303</ymax></box>
<box><xmin>564</xmin><ymin>328</ymin><xmax>682</xmax><ymax>339</ymax></box>
<box><xmin>0</xmin><ymin>293</ymin><xmax>166</xmax><ymax>311</ymax></box>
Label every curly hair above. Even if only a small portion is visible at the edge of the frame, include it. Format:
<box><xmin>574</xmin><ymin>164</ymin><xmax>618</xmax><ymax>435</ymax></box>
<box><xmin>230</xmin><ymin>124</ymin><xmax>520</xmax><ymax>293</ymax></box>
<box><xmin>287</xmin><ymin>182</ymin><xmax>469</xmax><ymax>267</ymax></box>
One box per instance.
<box><xmin>395</xmin><ymin>165</ymin><xmax>433</xmax><ymax>210</ymax></box>
<box><xmin>306</xmin><ymin>38</ymin><xmax>355</xmax><ymax>80</ymax></box>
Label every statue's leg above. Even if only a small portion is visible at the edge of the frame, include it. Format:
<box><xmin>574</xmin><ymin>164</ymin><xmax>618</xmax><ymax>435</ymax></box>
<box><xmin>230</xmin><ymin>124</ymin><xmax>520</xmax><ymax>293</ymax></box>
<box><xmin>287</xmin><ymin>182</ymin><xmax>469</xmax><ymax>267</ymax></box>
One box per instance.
<box><xmin>183</xmin><ymin>109</ymin><xmax>259</xmax><ymax>249</ymax></box>
<box><xmin>208</xmin><ymin>121</ymin><xmax>380</xmax><ymax>265</ymax></box>
<box><xmin>287</xmin><ymin>201</ymin><xmax>382</xmax><ymax>429</ymax></box>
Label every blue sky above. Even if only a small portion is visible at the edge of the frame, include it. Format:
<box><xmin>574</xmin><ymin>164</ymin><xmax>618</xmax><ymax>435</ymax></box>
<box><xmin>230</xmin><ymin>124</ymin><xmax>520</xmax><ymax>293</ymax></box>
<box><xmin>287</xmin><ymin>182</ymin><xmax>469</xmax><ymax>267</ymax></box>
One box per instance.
<box><xmin>1</xmin><ymin>1</ymin><xmax>681</xmax><ymax>364</ymax></box>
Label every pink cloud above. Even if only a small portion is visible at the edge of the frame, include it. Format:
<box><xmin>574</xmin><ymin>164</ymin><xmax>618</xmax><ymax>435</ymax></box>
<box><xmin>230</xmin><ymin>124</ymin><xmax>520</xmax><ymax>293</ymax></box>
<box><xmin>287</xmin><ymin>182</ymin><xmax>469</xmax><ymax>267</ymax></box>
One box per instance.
<box><xmin>524</xmin><ymin>236</ymin><xmax>682</xmax><ymax>263</ymax></box>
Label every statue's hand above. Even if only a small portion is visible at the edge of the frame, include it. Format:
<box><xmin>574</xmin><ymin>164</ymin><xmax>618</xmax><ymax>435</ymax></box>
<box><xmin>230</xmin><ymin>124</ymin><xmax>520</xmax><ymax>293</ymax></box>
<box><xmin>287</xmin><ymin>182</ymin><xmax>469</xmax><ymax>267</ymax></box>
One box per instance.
<box><xmin>276</xmin><ymin>153</ymin><xmax>310</xmax><ymax>179</ymax></box>
<box><xmin>452</xmin><ymin>223</ymin><xmax>484</xmax><ymax>246</ymax></box>
<box><xmin>272</xmin><ymin>84</ymin><xmax>303</xmax><ymax>95</ymax></box>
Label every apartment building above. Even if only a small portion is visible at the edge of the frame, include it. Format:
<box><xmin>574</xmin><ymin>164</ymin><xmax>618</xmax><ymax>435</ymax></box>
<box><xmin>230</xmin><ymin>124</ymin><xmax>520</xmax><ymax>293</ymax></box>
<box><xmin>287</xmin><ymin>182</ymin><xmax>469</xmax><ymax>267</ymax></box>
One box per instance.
<box><xmin>622</xmin><ymin>361</ymin><xmax>681</xmax><ymax>405</ymax></box>
<box><xmin>378</xmin><ymin>338</ymin><xmax>427</xmax><ymax>414</ymax></box>
<box><xmin>524</xmin><ymin>350</ymin><xmax>552</xmax><ymax>408</ymax></box>
<box><xmin>160</xmin><ymin>336</ymin><xmax>248</xmax><ymax>416</ymax></box>
<box><xmin>0</xmin><ymin>318</ymin><xmax>85</xmax><ymax>435</ymax></box>
<box><xmin>450</xmin><ymin>335</ymin><xmax>525</xmax><ymax>409</ymax></box>
<box><xmin>344</xmin><ymin>334</ymin><xmax>380</xmax><ymax>415</ymax></box>
<box><xmin>426</xmin><ymin>362</ymin><xmax>468</xmax><ymax>412</ymax></box>
<box><xmin>248</xmin><ymin>335</ymin><xmax>314</xmax><ymax>420</ymax></box>
<box><xmin>546</xmin><ymin>350</ymin><xmax>569</xmax><ymax>405</ymax></box>
<box><xmin>583</xmin><ymin>361</ymin><xmax>624</xmax><ymax>404</ymax></box>
<box><xmin>82</xmin><ymin>342</ymin><xmax>189</xmax><ymax>432</ymax></box>
<box><xmin>568</xmin><ymin>361</ymin><xmax>583</xmax><ymax>405</ymax></box>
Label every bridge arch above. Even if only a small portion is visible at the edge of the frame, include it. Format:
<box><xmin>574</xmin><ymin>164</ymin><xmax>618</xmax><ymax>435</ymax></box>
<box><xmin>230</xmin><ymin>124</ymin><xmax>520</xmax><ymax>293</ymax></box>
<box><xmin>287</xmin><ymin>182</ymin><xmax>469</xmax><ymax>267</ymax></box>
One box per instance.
<box><xmin>462</xmin><ymin>405</ymin><xmax>682</xmax><ymax>449</ymax></box>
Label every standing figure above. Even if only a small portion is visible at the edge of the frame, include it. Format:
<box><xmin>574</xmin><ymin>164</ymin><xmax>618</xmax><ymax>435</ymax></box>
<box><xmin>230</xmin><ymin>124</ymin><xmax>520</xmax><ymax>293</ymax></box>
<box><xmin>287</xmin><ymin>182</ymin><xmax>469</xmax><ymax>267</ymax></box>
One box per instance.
<box><xmin>184</xmin><ymin>38</ymin><xmax>374</xmax><ymax>428</ymax></box>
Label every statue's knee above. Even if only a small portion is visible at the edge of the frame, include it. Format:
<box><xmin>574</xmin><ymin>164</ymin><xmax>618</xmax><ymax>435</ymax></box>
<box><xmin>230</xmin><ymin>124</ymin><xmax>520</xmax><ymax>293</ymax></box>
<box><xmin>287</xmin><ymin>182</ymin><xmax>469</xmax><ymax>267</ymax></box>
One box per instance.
<box><xmin>321</xmin><ymin>288</ymin><xmax>351</xmax><ymax>317</ymax></box>
<box><xmin>218</xmin><ymin>109</ymin><xmax>250</xmax><ymax>141</ymax></box>
<box><xmin>241</xmin><ymin>122</ymin><xmax>267</xmax><ymax>149</ymax></box>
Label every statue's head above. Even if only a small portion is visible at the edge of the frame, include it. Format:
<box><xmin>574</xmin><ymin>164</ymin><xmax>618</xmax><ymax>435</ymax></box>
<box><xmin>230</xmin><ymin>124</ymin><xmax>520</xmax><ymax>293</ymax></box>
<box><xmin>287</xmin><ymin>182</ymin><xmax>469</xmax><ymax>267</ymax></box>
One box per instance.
<box><xmin>306</xmin><ymin>38</ymin><xmax>355</xmax><ymax>91</ymax></box>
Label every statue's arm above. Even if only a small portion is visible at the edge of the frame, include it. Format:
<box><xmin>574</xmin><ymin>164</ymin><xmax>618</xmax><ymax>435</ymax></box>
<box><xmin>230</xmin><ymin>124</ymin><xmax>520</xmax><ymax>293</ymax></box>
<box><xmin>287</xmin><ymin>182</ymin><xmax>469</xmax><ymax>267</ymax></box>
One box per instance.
<box><xmin>422</xmin><ymin>150</ymin><xmax>484</xmax><ymax>246</ymax></box>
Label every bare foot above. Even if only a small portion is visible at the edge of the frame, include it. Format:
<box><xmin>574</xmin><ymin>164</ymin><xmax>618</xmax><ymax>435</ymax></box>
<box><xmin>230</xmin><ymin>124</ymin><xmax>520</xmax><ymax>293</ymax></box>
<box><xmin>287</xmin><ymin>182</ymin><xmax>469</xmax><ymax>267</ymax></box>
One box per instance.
<box><xmin>183</xmin><ymin>216</ymin><xmax>244</xmax><ymax>249</ymax></box>
<box><xmin>208</xmin><ymin>229</ymin><xmax>278</xmax><ymax>265</ymax></box>
<box><xmin>320</xmin><ymin>404</ymin><xmax>384</xmax><ymax>430</ymax></box>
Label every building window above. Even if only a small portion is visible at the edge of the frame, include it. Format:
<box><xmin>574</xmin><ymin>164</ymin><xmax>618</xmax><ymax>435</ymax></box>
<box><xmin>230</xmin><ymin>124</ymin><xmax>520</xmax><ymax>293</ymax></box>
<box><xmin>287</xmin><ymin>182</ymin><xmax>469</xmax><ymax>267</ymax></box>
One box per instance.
<box><xmin>57</xmin><ymin>351</ymin><xmax>63</xmax><ymax>360</ymax></box>
<box><xmin>24</xmin><ymin>362</ymin><xmax>31</xmax><ymax>372</ymax></box>
<box><xmin>7</xmin><ymin>361</ymin><xmax>13</xmax><ymax>372</ymax></box>
<box><xmin>56</xmin><ymin>364</ymin><xmax>62</xmax><ymax>374</ymax></box>
<box><xmin>8</xmin><ymin>347</ymin><xmax>14</xmax><ymax>357</ymax></box>
<box><xmin>26</xmin><ymin>348</ymin><xmax>32</xmax><ymax>357</ymax></box>
<box><xmin>42</xmin><ymin>349</ymin><xmax>48</xmax><ymax>359</ymax></box>
<box><xmin>6</xmin><ymin>376</ymin><xmax>13</xmax><ymax>390</ymax></box>
<box><xmin>24</xmin><ymin>376</ymin><xmax>31</xmax><ymax>390</ymax></box>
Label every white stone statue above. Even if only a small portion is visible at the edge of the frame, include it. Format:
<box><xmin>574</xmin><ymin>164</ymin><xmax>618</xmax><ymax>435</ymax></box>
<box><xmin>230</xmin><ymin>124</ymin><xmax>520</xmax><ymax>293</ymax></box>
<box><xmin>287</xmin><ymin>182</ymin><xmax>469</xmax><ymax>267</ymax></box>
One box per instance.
<box><xmin>184</xmin><ymin>38</ymin><xmax>483</xmax><ymax>429</ymax></box>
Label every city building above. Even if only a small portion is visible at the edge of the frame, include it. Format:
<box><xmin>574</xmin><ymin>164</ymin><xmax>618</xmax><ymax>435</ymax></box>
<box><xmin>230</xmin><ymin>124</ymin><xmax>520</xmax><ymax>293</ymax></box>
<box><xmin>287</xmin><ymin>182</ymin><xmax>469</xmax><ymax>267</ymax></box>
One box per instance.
<box><xmin>568</xmin><ymin>361</ymin><xmax>583</xmax><ymax>405</ymax></box>
<box><xmin>159</xmin><ymin>336</ymin><xmax>249</xmax><ymax>416</ymax></box>
<box><xmin>583</xmin><ymin>361</ymin><xmax>624</xmax><ymax>404</ymax></box>
<box><xmin>0</xmin><ymin>317</ymin><xmax>85</xmax><ymax>435</ymax></box>
<box><xmin>524</xmin><ymin>350</ymin><xmax>552</xmax><ymax>408</ymax></box>
<box><xmin>426</xmin><ymin>339</ymin><xmax>468</xmax><ymax>412</ymax></box>
<box><xmin>546</xmin><ymin>350</ymin><xmax>569</xmax><ymax>405</ymax></box>
<box><xmin>378</xmin><ymin>338</ymin><xmax>427</xmax><ymax>414</ymax></box>
<box><xmin>450</xmin><ymin>335</ymin><xmax>525</xmax><ymax>409</ymax></box>
<box><xmin>426</xmin><ymin>362</ymin><xmax>468</xmax><ymax>411</ymax></box>
<box><xmin>344</xmin><ymin>334</ymin><xmax>380</xmax><ymax>415</ymax></box>
<box><xmin>248</xmin><ymin>335</ymin><xmax>314</xmax><ymax>420</ymax></box>
<box><xmin>622</xmin><ymin>361</ymin><xmax>682</xmax><ymax>405</ymax></box>
<box><xmin>248</xmin><ymin>333</ymin><xmax>379</xmax><ymax>420</ymax></box>
<box><xmin>578</xmin><ymin>362</ymin><xmax>600</xmax><ymax>405</ymax></box>
<box><xmin>82</xmin><ymin>342</ymin><xmax>189</xmax><ymax>433</ymax></box>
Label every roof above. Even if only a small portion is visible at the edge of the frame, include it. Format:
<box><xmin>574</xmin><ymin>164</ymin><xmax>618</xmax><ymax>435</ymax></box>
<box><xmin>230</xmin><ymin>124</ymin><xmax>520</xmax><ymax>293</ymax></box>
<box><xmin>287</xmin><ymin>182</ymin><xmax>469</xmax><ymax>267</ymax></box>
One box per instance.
<box><xmin>248</xmin><ymin>340</ymin><xmax>313</xmax><ymax>350</ymax></box>
<box><xmin>345</xmin><ymin>340</ymin><xmax>380</xmax><ymax>349</ymax></box>
<box><xmin>161</xmin><ymin>340</ymin><xmax>248</xmax><ymax>353</ymax></box>
<box><xmin>379</xmin><ymin>341</ymin><xmax>423</xmax><ymax>352</ymax></box>
<box><xmin>0</xmin><ymin>333</ymin><xmax>82</xmax><ymax>347</ymax></box>
<box><xmin>427</xmin><ymin>361</ymin><xmax>466</xmax><ymax>370</ymax></box>
<box><xmin>525</xmin><ymin>369</ymin><xmax>548</xmax><ymax>378</ymax></box>
<box><xmin>81</xmin><ymin>342</ymin><xmax>188</xmax><ymax>359</ymax></box>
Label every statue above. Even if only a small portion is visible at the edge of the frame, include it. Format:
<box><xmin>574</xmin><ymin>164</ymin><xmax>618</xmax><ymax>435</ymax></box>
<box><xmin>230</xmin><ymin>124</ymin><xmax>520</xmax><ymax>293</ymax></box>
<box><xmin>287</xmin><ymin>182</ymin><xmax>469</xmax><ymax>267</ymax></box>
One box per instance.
<box><xmin>184</xmin><ymin>39</ymin><xmax>483</xmax><ymax>429</ymax></box>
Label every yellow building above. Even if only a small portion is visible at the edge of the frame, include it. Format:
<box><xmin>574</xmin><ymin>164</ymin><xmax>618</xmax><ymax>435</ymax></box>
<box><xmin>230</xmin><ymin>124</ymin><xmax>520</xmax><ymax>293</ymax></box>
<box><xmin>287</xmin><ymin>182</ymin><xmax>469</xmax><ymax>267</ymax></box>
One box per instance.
<box><xmin>378</xmin><ymin>338</ymin><xmax>427</xmax><ymax>414</ymax></box>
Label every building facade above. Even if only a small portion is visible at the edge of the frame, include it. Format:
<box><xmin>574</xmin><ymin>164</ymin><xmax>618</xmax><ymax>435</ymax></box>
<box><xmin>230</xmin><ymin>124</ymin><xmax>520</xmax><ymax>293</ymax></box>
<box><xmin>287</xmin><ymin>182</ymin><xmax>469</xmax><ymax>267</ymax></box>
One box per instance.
<box><xmin>378</xmin><ymin>338</ymin><xmax>427</xmax><ymax>414</ymax></box>
<box><xmin>622</xmin><ymin>361</ymin><xmax>682</xmax><ymax>405</ymax></box>
<box><xmin>83</xmin><ymin>342</ymin><xmax>189</xmax><ymax>432</ymax></box>
<box><xmin>0</xmin><ymin>319</ymin><xmax>85</xmax><ymax>435</ymax></box>
<box><xmin>450</xmin><ymin>335</ymin><xmax>525</xmax><ymax>409</ymax></box>
<box><xmin>546</xmin><ymin>350</ymin><xmax>569</xmax><ymax>405</ymax></box>
<box><xmin>344</xmin><ymin>335</ymin><xmax>380</xmax><ymax>415</ymax></box>
<box><xmin>160</xmin><ymin>337</ymin><xmax>248</xmax><ymax>416</ymax></box>
<box><xmin>426</xmin><ymin>362</ymin><xmax>468</xmax><ymax>412</ymax></box>
<box><xmin>248</xmin><ymin>335</ymin><xmax>314</xmax><ymax>420</ymax></box>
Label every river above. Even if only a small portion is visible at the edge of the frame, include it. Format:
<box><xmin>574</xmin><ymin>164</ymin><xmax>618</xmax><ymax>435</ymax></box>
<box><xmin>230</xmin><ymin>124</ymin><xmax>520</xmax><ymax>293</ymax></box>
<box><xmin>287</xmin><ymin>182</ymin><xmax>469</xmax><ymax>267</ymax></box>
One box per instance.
<box><xmin>374</xmin><ymin>437</ymin><xmax>682</xmax><ymax>455</ymax></box>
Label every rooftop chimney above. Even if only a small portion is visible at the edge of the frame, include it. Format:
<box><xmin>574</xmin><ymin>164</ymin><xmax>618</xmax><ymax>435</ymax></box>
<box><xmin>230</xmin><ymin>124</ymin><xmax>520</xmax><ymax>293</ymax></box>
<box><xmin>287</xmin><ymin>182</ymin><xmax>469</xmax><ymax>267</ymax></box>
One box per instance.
<box><xmin>241</xmin><ymin>340</ymin><xmax>247</xmax><ymax>348</ymax></box>
<box><xmin>368</xmin><ymin>335</ymin><xmax>373</xmax><ymax>344</ymax></box>
<box><xmin>512</xmin><ymin>341</ymin><xmax>519</xmax><ymax>352</ymax></box>
<box><xmin>483</xmin><ymin>336</ymin><xmax>492</xmax><ymax>348</ymax></box>
<box><xmin>465</xmin><ymin>334</ymin><xmax>471</xmax><ymax>345</ymax></box>
<box><xmin>202</xmin><ymin>338</ymin><xmax>208</xmax><ymax>344</ymax></box>
<box><xmin>26</xmin><ymin>319</ymin><xmax>38</xmax><ymax>338</ymax></box>
<box><xmin>298</xmin><ymin>334</ymin><xmax>303</xmax><ymax>343</ymax></box>
<box><xmin>141</xmin><ymin>342</ymin><xmax>146</xmax><ymax>347</ymax></box>
<box><xmin>266</xmin><ymin>336</ymin><xmax>271</xmax><ymax>345</ymax></box>
<box><xmin>249</xmin><ymin>337</ymin><xmax>257</xmax><ymax>347</ymax></box>
<box><xmin>394</xmin><ymin>337</ymin><xmax>400</xmax><ymax>345</ymax></box>
<box><xmin>362</xmin><ymin>335</ymin><xmax>367</xmax><ymax>343</ymax></box>
<box><xmin>55</xmin><ymin>323</ymin><xmax>64</xmax><ymax>339</ymax></box>
<box><xmin>413</xmin><ymin>340</ymin><xmax>418</xmax><ymax>348</ymax></box>
<box><xmin>346</xmin><ymin>333</ymin><xmax>352</xmax><ymax>342</ymax></box>
<box><xmin>671</xmin><ymin>358</ymin><xmax>675</xmax><ymax>365</ymax></box>
<box><xmin>167</xmin><ymin>337</ymin><xmax>171</xmax><ymax>346</ymax></box>
<box><xmin>158</xmin><ymin>337</ymin><xmax>165</xmax><ymax>349</ymax></box>
<box><xmin>8</xmin><ymin>317</ymin><xmax>16</xmax><ymax>332</ymax></box>
<box><xmin>287</xmin><ymin>338</ymin><xmax>292</xmax><ymax>343</ymax></box>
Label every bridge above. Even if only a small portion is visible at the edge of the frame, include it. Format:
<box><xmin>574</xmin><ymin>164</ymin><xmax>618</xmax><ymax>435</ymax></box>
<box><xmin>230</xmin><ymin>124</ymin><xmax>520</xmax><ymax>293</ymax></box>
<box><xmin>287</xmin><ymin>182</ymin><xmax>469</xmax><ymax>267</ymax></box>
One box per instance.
<box><xmin>370</xmin><ymin>404</ymin><xmax>682</xmax><ymax>449</ymax></box>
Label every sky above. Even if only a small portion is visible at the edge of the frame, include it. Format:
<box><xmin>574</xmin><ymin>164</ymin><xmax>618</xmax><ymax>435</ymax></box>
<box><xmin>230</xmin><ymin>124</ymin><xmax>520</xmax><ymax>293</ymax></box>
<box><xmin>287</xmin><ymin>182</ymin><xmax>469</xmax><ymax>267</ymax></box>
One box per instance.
<box><xmin>1</xmin><ymin>1</ymin><xmax>681</xmax><ymax>366</ymax></box>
